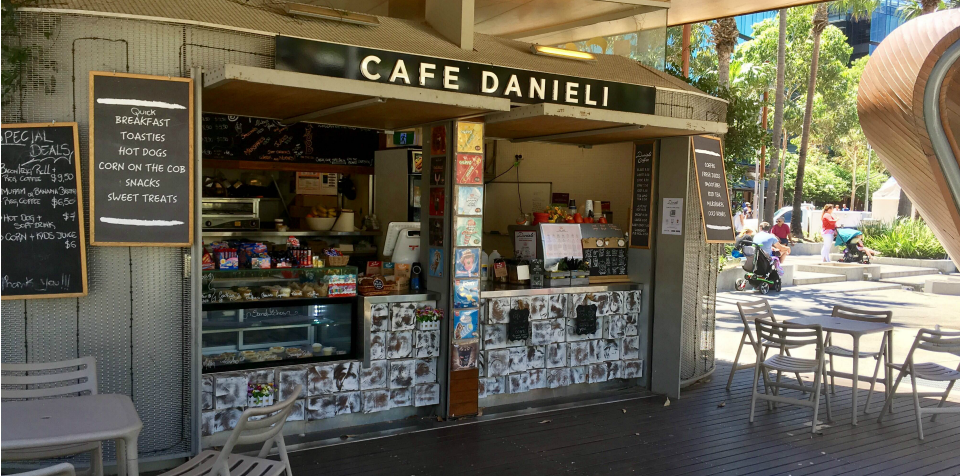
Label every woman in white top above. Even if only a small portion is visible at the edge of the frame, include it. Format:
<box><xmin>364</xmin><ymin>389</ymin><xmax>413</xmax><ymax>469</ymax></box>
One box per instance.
<box><xmin>733</xmin><ymin>208</ymin><xmax>745</xmax><ymax>233</ymax></box>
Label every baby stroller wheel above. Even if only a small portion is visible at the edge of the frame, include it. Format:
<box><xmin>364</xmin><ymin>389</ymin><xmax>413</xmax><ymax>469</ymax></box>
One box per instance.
<box><xmin>735</xmin><ymin>278</ymin><xmax>749</xmax><ymax>291</ymax></box>
<box><xmin>758</xmin><ymin>282</ymin><xmax>770</xmax><ymax>295</ymax></box>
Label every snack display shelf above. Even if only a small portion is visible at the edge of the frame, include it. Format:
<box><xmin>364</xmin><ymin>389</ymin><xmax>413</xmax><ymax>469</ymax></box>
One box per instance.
<box><xmin>201</xmin><ymin>295</ymin><xmax>355</xmax><ymax>311</ymax></box>
<box><xmin>202</xmin><ymin>266</ymin><xmax>357</xmax><ymax>277</ymax></box>
<box><xmin>202</xmin><ymin>230</ymin><xmax>380</xmax><ymax>238</ymax></box>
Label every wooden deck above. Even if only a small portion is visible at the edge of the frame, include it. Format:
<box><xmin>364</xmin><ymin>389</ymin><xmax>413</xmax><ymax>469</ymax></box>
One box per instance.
<box><xmin>287</xmin><ymin>362</ymin><xmax>960</xmax><ymax>475</ymax></box>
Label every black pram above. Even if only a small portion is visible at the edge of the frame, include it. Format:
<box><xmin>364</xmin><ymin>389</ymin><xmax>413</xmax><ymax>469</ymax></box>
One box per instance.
<box><xmin>733</xmin><ymin>235</ymin><xmax>782</xmax><ymax>294</ymax></box>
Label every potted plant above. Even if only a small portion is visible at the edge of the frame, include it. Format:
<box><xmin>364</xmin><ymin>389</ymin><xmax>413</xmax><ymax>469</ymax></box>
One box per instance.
<box><xmin>248</xmin><ymin>382</ymin><xmax>275</xmax><ymax>407</ymax></box>
<box><xmin>416</xmin><ymin>306</ymin><xmax>443</xmax><ymax>330</ymax></box>
<box><xmin>569</xmin><ymin>259</ymin><xmax>590</xmax><ymax>286</ymax></box>
<box><xmin>545</xmin><ymin>260</ymin><xmax>571</xmax><ymax>286</ymax></box>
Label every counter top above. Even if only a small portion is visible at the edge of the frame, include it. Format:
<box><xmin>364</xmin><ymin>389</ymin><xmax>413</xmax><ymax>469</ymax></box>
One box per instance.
<box><xmin>480</xmin><ymin>281</ymin><xmax>642</xmax><ymax>298</ymax></box>
<box><xmin>359</xmin><ymin>291</ymin><xmax>441</xmax><ymax>303</ymax></box>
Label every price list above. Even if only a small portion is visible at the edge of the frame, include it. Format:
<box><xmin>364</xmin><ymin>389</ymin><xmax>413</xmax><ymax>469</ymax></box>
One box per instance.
<box><xmin>691</xmin><ymin>135</ymin><xmax>736</xmax><ymax>243</ymax></box>
<box><xmin>1</xmin><ymin>123</ymin><xmax>87</xmax><ymax>299</ymax></box>
<box><xmin>630</xmin><ymin>142</ymin><xmax>655</xmax><ymax>248</ymax></box>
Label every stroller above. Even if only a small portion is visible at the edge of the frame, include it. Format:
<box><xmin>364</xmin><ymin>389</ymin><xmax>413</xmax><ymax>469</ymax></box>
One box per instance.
<box><xmin>836</xmin><ymin>228</ymin><xmax>870</xmax><ymax>264</ymax></box>
<box><xmin>733</xmin><ymin>235</ymin><xmax>782</xmax><ymax>294</ymax></box>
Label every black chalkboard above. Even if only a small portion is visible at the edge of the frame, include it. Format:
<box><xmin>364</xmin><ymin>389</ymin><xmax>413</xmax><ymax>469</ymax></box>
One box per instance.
<box><xmin>507</xmin><ymin>308</ymin><xmax>530</xmax><ymax>341</ymax></box>
<box><xmin>1</xmin><ymin>123</ymin><xmax>88</xmax><ymax>299</ymax></box>
<box><xmin>630</xmin><ymin>141</ymin><xmax>655</xmax><ymax>249</ymax></box>
<box><xmin>691</xmin><ymin>135</ymin><xmax>736</xmax><ymax>243</ymax></box>
<box><xmin>90</xmin><ymin>72</ymin><xmax>194</xmax><ymax>246</ymax></box>
<box><xmin>575</xmin><ymin>304</ymin><xmax>598</xmax><ymax>335</ymax></box>
<box><xmin>583</xmin><ymin>247</ymin><xmax>628</xmax><ymax>277</ymax></box>
<box><xmin>201</xmin><ymin>114</ymin><xmax>378</xmax><ymax>168</ymax></box>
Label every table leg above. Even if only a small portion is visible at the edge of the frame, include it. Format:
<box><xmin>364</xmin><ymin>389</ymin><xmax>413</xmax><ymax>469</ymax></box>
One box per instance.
<box><xmin>123</xmin><ymin>435</ymin><xmax>139</xmax><ymax>476</ymax></box>
<box><xmin>851</xmin><ymin>337</ymin><xmax>860</xmax><ymax>426</ymax></box>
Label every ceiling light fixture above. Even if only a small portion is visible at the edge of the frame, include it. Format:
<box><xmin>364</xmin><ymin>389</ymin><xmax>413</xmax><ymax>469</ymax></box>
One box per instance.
<box><xmin>284</xmin><ymin>2</ymin><xmax>380</xmax><ymax>26</ymax></box>
<box><xmin>530</xmin><ymin>45</ymin><xmax>595</xmax><ymax>62</ymax></box>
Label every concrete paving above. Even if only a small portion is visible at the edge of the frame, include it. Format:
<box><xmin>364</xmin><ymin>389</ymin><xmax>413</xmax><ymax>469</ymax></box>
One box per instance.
<box><xmin>792</xmin><ymin>270</ymin><xmax>846</xmax><ymax>285</ymax></box>
<box><xmin>878</xmin><ymin>265</ymin><xmax>940</xmax><ymax>279</ymax></box>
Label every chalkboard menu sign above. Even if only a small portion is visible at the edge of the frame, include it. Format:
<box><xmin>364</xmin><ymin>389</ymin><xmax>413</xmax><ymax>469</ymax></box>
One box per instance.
<box><xmin>629</xmin><ymin>141</ymin><xmax>655</xmax><ymax>249</ymax></box>
<box><xmin>507</xmin><ymin>308</ymin><xmax>530</xmax><ymax>341</ymax></box>
<box><xmin>583</xmin><ymin>247</ymin><xmax>627</xmax><ymax>277</ymax></box>
<box><xmin>575</xmin><ymin>304</ymin><xmax>598</xmax><ymax>335</ymax></box>
<box><xmin>201</xmin><ymin>114</ymin><xmax>378</xmax><ymax>168</ymax></box>
<box><xmin>1</xmin><ymin>123</ymin><xmax>88</xmax><ymax>299</ymax></box>
<box><xmin>89</xmin><ymin>72</ymin><xmax>194</xmax><ymax>246</ymax></box>
<box><xmin>691</xmin><ymin>135</ymin><xmax>735</xmax><ymax>243</ymax></box>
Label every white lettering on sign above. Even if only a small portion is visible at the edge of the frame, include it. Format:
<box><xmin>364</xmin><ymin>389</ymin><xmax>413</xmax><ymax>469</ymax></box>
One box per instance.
<box><xmin>389</xmin><ymin>59</ymin><xmax>410</xmax><ymax>84</ymax></box>
<box><xmin>603</xmin><ymin>86</ymin><xmax>609</xmax><ymax>107</ymax></box>
<box><xmin>552</xmin><ymin>80</ymin><xmax>559</xmax><ymax>101</ymax></box>
<box><xmin>504</xmin><ymin>75</ymin><xmax>522</xmax><ymax>97</ymax></box>
<box><xmin>530</xmin><ymin>78</ymin><xmax>545</xmax><ymax>99</ymax></box>
<box><xmin>419</xmin><ymin>62</ymin><xmax>435</xmax><ymax>86</ymax></box>
<box><xmin>565</xmin><ymin>82</ymin><xmax>579</xmax><ymax>103</ymax></box>
<box><xmin>481</xmin><ymin>71</ymin><xmax>498</xmax><ymax>93</ymax></box>
<box><xmin>584</xmin><ymin>84</ymin><xmax>597</xmax><ymax>106</ymax></box>
<box><xmin>443</xmin><ymin>66</ymin><xmax>459</xmax><ymax>90</ymax></box>
<box><xmin>360</xmin><ymin>55</ymin><xmax>381</xmax><ymax>80</ymax></box>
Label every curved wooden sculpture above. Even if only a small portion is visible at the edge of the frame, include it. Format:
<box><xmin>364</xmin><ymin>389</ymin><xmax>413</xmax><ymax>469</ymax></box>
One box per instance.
<box><xmin>858</xmin><ymin>10</ymin><xmax>960</xmax><ymax>263</ymax></box>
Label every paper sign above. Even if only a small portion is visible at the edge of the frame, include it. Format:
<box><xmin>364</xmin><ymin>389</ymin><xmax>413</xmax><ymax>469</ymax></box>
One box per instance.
<box><xmin>456</xmin><ymin>154</ymin><xmax>483</xmax><ymax>184</ymax></box>
<box><xmin>540</xmin><ymin>224</ymin><xmax>583</xmax><ymax>262</ymax></box>
<box><xmin>454</xmin><ymin>216</ymin><xmax>482</xmax><ymax>246</ymax></box>
<box><xmin>453</xmin><ymin>309</ymin><xmax>479</xmax><ymax>339</ymax></box>
<box><xmin>428</xmin><ymin>248</ymin><xmax>443</xmax><ymax>277</ymax></box>
<box><xmin>454</xmin><ymin>247</ymin><xmax>481</xmax><ymax>278</ymax></box>
<box><xmin>429</xmin><ymin>188</ymin><xmax>445</xmax><ymax>216</ymax></box>
<box><xmin>456</xmin><ymin>122</ymin><xmax>483</xmax><ymax>153</ymax></box>
<box><xmin>662</xmin><ymin>198</ymin><xmax>683</xmax><ymax>235</ymax></box>
<box><xmin>514</xmin><ymin>230</ymin><xmax>537</xmax><ymax>260</ymax></box>
<box><xmin>453</xmin><ymin>279</ymin><xmax>480</xmax><ymax>309</ymax></box>
<box><xmin>493</xmin><ymin>260</ymin><xmax>508</xmax><ymax>278</ymax></box>
<box><xmin>457</xmin><ymin>185</ymin><xmax>483</xmax><ymax>215</ymax></box>
<box><xmin>430</xmin><ymin>126</ymin><xmax>446</xmax><ymax>155</ymax></box>
<box><xmin>430</xmin><ymin>156</ymin><xmax>445</xmax><ymax>186</ymax></box>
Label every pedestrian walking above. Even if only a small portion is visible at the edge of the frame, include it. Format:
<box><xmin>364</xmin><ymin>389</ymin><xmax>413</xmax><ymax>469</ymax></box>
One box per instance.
<box><xmin>821</xmin><ymin>204</ymin><xmax>838</xmax><ymax>262</ymax></box>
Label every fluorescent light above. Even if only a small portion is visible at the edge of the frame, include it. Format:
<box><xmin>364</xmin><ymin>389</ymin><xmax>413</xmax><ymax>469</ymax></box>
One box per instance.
<box><xmin>530</xmin><ymin>45</ymin><xmax>596</xmax><ymax>62</ymax></box>
<box><xmin>284</xmin><ymin>2</ymin><xmax>380</xmax><ymax>26</ymax></box>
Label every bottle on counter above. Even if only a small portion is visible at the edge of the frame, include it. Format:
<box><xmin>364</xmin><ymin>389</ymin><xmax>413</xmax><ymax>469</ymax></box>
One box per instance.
<box><xmin>481</xmin><ymin>250</ymin><xmax>489</xmax><ymax>281</ymax></box>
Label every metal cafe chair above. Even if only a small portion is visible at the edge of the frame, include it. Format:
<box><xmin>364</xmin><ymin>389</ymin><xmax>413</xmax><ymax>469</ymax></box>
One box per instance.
<box><xmin>160</xmin><ymin>385</ymin><xmax>303</xmax><ymax>476</ymax></box>
<box><xmin>1</xmin><ymin>357</ymin><xmax>103</xmax><ymax>476</ymax></box>
<box><xmin>726</xmin><ymin>300</ymin><xmax>806</xmax><ymax>391</ymax></box>
<box><xmin>749</xmin><ymin>318</ymin><xmax>832</xmax><ymax>435</ymax></box>
<box><xmin>878</xmin><ymin>328</ymin><xmax>960</xmax><ymax>439</ymax></box>
<box><xmin>17</xmin><ymin>463</ymin><xmax>76</xmax><ymax>476</ymax></box>
<box><xmin>824</xmin><ymin>305</ymin><xmax>892</xmax><ymax>413</ymax></box>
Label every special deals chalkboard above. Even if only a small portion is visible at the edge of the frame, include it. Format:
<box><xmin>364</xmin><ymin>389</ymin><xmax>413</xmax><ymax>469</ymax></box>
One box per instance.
<box><xmin>89</xmin><ymin>72</ymin><xmax>194</xmax><ymax>246</ymax></box>
<box><xmin>691</xmin><ymin>135</ymin><xmax>735</xmax><ymax>243</ymax></box>
<box><xmin>629</xmin><ymin>141</ymin><xmax>655</xmax><ymax>249</ymax></box>
<box><xmin>1</xmin><ymin>123</ymin><xmax>88</xmax><ymax>299</ymax></box>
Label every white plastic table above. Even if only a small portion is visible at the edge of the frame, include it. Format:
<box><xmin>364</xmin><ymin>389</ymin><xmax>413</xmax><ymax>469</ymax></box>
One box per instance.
<box><xmin>785</xmin><ymin>315</ymin><xmax>894</xmax><ymax>426</ymax></box>
<box><xmin>1</xmin><ymin>394</ymin><xmax>143</xmax><ymax>476</ymax></box>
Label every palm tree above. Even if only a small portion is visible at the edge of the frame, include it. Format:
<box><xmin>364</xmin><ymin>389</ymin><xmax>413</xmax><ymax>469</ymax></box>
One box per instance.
<box><xmin>790</xmin><ymin>4</ymin><xmax>829</xmax><ymax>238</ymax></box>
<box><xmin>898</xmin><ymin>0</ymin><xmax>946</xmax><ymax>19</ymax></box>
<box><xmin>712</xmin><ymin>17</ymin><xmax>739</xmax><ymax>87</ymax></box>
<box><xmin>763</xmin><ymin>9</ymin><xmax>787</xmax><ymax>221</ymax></box>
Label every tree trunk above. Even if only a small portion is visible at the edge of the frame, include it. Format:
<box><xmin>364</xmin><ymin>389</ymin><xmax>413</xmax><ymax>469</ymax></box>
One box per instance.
<box><xmin>850</xmin><ymin>163</ymin><xmax>857</xmax><ymax>210</ymax></box>
<box><xmin>791</xmin><ymin>4</ymin><xmax>828</xmax><ymax>239</ymax></box>
<box><xmin>713</xmin><ymin>17</ymin><xmax>739</xmax><ymax>87</ymax></box>
<box><xmin>764</xmin><ymin>9</ymin><xmax>788</xmax><ymax>220</ymax></box>
<box><xmin>921</xmin><ymin>0</ymin><xmax>939</xmax><ymax>14</ymax></box>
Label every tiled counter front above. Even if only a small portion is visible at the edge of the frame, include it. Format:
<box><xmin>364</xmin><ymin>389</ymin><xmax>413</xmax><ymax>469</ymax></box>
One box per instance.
<box><xmin>201</xmin><ymin>298</ymin><xmax>441</xmax><ymax>439</ymax></box>
<box><xmin>478</xmin><ymin>290</ymin><xmax>643</xmax><ymax>401</ymax></box>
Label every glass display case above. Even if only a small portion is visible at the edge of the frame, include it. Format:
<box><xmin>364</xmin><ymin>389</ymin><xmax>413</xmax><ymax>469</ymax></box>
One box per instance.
<box><xmin>201</xmin><ymin>267</ymin><xmax>360</xmax><ymax>372</ymax></box>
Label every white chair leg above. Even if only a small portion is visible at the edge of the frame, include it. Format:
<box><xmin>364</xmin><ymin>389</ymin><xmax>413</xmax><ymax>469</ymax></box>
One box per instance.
<box><xmin>811</xmin><ymin>366</ymin><xmax>823</xmax><ymax>434</ymax></box>
<box><xmin>931</xmin><ymin>380</ymin><xmax>956</xmax><ymax>423</ymax></box>
<box><xmin>761</xmin><ymin>368</ymin><xmax>775</xmax><ymax>412</ymax></box>
<box><xmin>276</xmin><ymin>435</ymin><xmax>293</xmax><ymax>476</ymax></box>
<box><xmin>749</xmin><ymin>362</ymin><xmax>762</xmax><ymax>423</ymax></box>
<box><xmin>823</xmin><ymin>365</ymin><xmax>833</xmax><ymax>423</ymax></box>
<box><xmin>879</xmin><ymin>368</ymin><xmax>906</xmax><ymax>422</ymax></box>
<box><xmin>91</xmin><ymin>443</ymin><xmax>104</xmax><ymax>476</ymax></box>
<box><xmin>864</xmin><ymin>354</ymin><xmax>884</xmax><ymax>415</ymax></box>
<box><xmin>727</xmin><ymin>332</ymin><xmax>747</xmax><ymax>391</ymax></box>
<box><xmin>910</xmin><ymin>370</ymin><xmax>924</xmax><ymax>440</ymax></box>
<box><xmin>116</xmin><ymin>439</ymin><xmax>127</xmax><ymax>476</ymax></box>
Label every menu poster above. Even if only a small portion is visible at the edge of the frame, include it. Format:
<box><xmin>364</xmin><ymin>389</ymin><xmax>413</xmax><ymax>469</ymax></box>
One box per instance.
<box><xmin>454</xmin><ymin>216</ymin><xmax>482</xmax><ymax>246</ymax></box>
<box><xmin>430</xmin><ymin>156</ymin><xmax>445</xmax><ymax>186</ymax></box>
<box><xmin>429</xmin><ymin>187</ymin><xmax>445</xmax><ymax>216</ymax></box>
<box><xmin>514</xmin><ymin>230</ymin><xmax>537</xmax><ymax>260</ymax></box>
<box><xmin>451</xmin><ymin>338</ymin><xmax>478</xmax><ymax>371</ymax></box>
<box><xmin>1</xmin><ymin>123</ymin><xmax>88</xmax><ymax>299</ymax></box>
<box><xmin>455</xmin><ymin>154</ymin><xmax>483</xmax><ymax>184</ymax></box>
<box><xmin>430</xmin><ymin>125</ymin><xmax>446</xmax><ymax>155</ymax></box>
<box><xmin>540</xmin><ymin>224</ymin><xmax>583</xmax><ymax>263</ymax></box>
<box><xmin>630</xmin><ymin>141</ymin><xmax>655</xmax><ymax>249</ymax></box>
<box><xmin>453</xmin><ymin>279</ymin><xmax>480</xmax><ymax>309</ymax></box>
<box><xmin>453</xmin><ymin>309</ymin><xmax>479</xmax><ymax>339</ymax></box>
<box><xmin>691</xmin><ymin>135</ymin><xmax>735</xmax><ymax>243</ymax></box>
<box><xmin>456</xmin><ymin>185</ymin><xmax>483</xmax><ymax>215</ymax></box>
<box><xmin>428</xmin><ymin>248</ymin><xmax>444</xmax><ymax>277</ymax></box>
<box><xmin>89</xmin><ymin>72</ymin><xmax>193</xmax><ymax>246</ymax></box>
<box><xmin>456</xmin><ymin>122</ymin><xmax>483</xmax><ymax>153</ymax></box>
<box><xmin>429</xmin><ymin>218</ymin><xmax>444</xmax><ymax>246</ymax></box>
<box><xmin>454</xmin><ymin>247</ymin><xmax>481</xmax><ymax>278</ymax></box>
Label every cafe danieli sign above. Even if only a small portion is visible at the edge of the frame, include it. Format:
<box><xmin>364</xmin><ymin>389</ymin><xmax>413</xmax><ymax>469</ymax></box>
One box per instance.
<box><xmin>276</xmin><ymin>36</ymin><xmax>656</xmax><ymax>115</ymax></box>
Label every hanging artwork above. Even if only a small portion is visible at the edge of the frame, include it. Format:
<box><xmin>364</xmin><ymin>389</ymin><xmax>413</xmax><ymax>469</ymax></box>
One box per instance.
<box><xmin>456</xmin><ymin>122</ymin><xmax>483</xmax><ymax>153</ymax></box>
<box><xmin>454</xmin><ymin>217</ymin><xmax>482</xmax><ymax>246</ymax></box>
<box><xmin>431</xmin><ymin>125</ymin><xmax>446</xmax><ymax>156</ymax></box>
<box><xmin>453</xmin><ymin>279</ymin><xmax>480</xmax><ymax>309</ymax></box>
<box><xmin>428</xmin><ymin>248</ymin><xmax>444</xmax><ymax>278</ymax></box>
<box><xmin>456</xmin><ymin>185</ymin><xmax>483</xmax><ymax>215</ymax></box>
<box><xmin>429</xmin><ymin>188</ymin><xmax>445</xmax><ymax>216</ymax></box>
<box><xmin>455</xmin><ymin>154</ymin><xmax>483</xmax><ymax>184</ymax></box>
<box><xmin>453</xmin><ymin>309</ymin><xmax>478</xmax><ymax>339</ymax></box>
<box><xmin>454</xmin><ymin>247</ymin><xmax>480</xmax><ymax>278</ymax></box>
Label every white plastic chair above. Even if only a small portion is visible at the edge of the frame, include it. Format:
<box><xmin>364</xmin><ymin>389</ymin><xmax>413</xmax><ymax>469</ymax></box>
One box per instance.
<box><xmin>878</xmin><ymin>328</ymin><xmax>960</xmax><ymax>439</ymax></box>
<box><xmin>749</xmin><ymin>318</ymin><xmax>832</xmax><ymax>434</ymax></box>
<box><xmin>1</xmin><ymin>357</ymin><xmax>103</xmax><ymax>476</ymax></box>
<box><xmin>160</xmin><ymin>385</ymin><xmax>303</xmax><ymax>476</ymax></box>
<box><xmin>15</xmin><ymin>463</ymin><xmax>76</xmax><ymax>476</ymax></box>
<box><xmin>726</xmin><ymin>300</ymin><xmax>806</xmax><ymax>391</ymax></box>
<box><xmin>824</xmin><ymin>305</ymin><xmax>892</xmax><ymax>414</ymax></box>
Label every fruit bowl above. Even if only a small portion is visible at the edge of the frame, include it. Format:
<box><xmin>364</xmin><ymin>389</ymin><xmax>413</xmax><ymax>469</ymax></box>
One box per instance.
<box><xmin>305</xmin><ymin>217</ymin><xmax>336</xmax><ymax>231</ymax></box>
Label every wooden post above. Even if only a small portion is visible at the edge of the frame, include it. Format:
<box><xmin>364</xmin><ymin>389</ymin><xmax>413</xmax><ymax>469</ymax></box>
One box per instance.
<box><xmin>681</xmin><ymin>24</ymin><xmax>691</xmax><ymax>77</ymax></box>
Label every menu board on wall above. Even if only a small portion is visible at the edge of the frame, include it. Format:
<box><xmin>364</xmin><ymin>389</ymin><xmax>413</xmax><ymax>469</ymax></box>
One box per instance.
<box><xmin>582</xmin><ymin>248</ymin><xmax>627</xmax><ymax>277</ymax></box>
<box><xmin>1</xmin><ymin>123</ymin><xmax>88</xmax><ymax>299</ymax></box>
<box><xmin>691</xmin><ymin>135</ymin><xmax>735</xmax><ymax>243</ymax></box>
<box><xmin>629</xmin><ymin>141</ymin><xmax>655</xmax><ymax>249</ymax></box>
<box><xmin>202</xmin><ymin>114</ymin><xmax>378</xmax><ymax>168</ymax></box>
<box><xmin>89</xmin><ymin>72</ymin><xmax>194</xmax><ymax>246</ymax></box>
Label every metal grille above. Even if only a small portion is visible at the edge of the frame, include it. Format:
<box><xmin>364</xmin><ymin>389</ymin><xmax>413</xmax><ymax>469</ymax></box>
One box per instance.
<box><xmin>679</xmin><ymin>169</ymin><xmax>719</xmax><ymax>383</ymax></box>
<box><xmin>656</xmin><ymin>88</ymin><xmax>728</xmax><ymax>124</ymax></box>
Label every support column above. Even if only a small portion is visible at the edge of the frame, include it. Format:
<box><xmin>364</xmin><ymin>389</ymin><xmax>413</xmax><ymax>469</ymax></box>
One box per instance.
<box><xmin>425</xmin><ymin>0</ymin><xmax>475</xmax><ymax>51</ymax></box>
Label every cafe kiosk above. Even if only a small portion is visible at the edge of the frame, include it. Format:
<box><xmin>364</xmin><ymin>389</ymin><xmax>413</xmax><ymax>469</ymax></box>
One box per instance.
<box><xmin>2</xmin><ymin>0</ymin><xmax>732</xmax><ymax>462</ymax></box>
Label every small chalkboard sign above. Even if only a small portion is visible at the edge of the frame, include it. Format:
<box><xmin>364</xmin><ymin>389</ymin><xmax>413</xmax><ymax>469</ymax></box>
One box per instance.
<box><xmin>583</xmin><ymin>248</ymin><xmax>628</xmax><ymax>277</ymax></box>
<box><xmin>575</xmin><ymin>304</ymin><xmax>598</xmax><ymax>335</ymax></box>
<box><xmin>691</xmin><ymin>135</ymin><xmax>735</xmax><ymax>243</ymax></box>
<box><xmin>1</xmin><ymin>123</ymin><xmax>88</xmax><ymax>299</ymax></box>
<box><xmin>630</xmin><ymin>141</ymin><xmax>655</xmax><ymax>249</ymax></box>
<box><xmin>89</xmin><ymin>72</ymin><xmax>194</xmax><ymax>246</ymax></box>
<box><xmin>507</xmin><ymin>308</ymin><xmax>530</xmax><ymax>341</ymax></box>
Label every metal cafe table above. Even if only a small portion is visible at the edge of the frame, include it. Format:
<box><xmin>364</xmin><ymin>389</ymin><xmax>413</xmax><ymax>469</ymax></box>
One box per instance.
<box><xmin>1</xmin><ymin>394</ymin><xmax>144</xmax><ymax>476</ymax></box>
<box><xmin>784</xmin><ymin>315</ymin><xmax>894</xmax><ymax>425</ymax></box>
